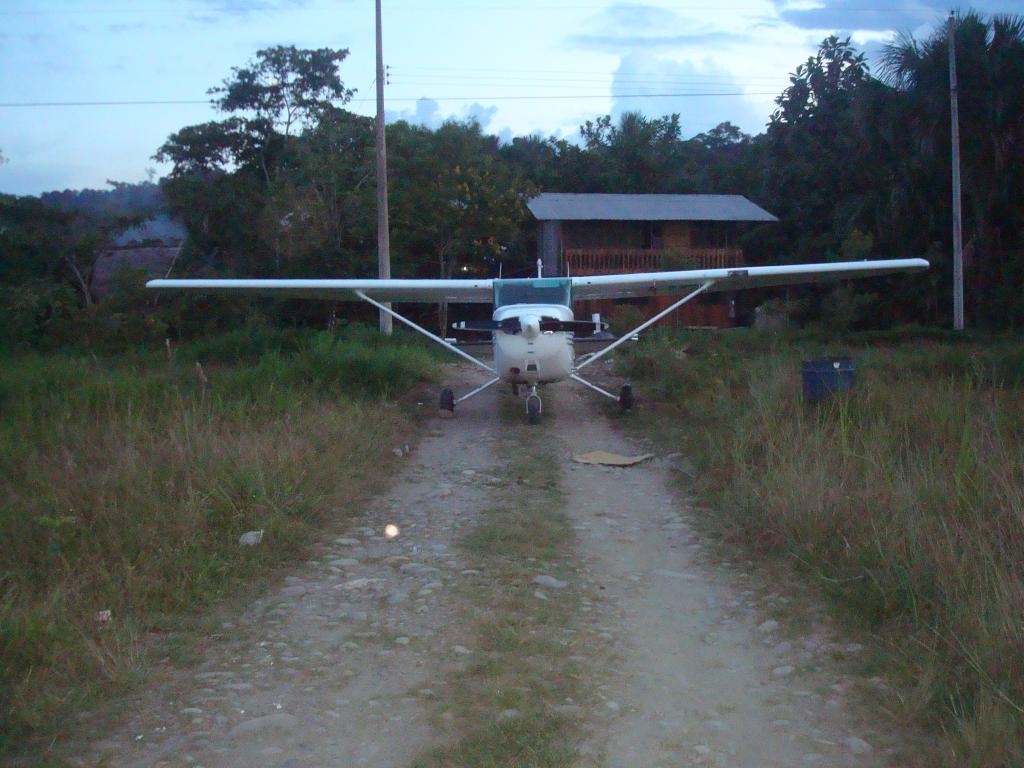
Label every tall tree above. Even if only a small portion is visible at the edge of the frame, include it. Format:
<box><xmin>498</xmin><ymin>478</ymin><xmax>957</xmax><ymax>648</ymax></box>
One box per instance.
<box><xmin>764</xmin><ymin>36</ymin><xmax>871</xmax><ymax>263</ymax></box>
<box><xmin>579</xmin><ymin>112</ymin><xmax>692</xmax><ymax>192</ymax></box>
<box><xmin>155</xmin><ymin>46</ymin><xmax>356</xmax><ymax>277</ymax></box>
<box><xmin>388</xmin><ymin>119</ymin><xmax>533</xmax><ymax>332</ymax></box>
<box><xmin>881</xmin><ymin>12</ymin><xmax>1024</xmax><ymax>326</ymax></box>
<box><xmin>210</xmin><ymin>46</ymin><xmax>354</xmax><ymax>139</ymax></box>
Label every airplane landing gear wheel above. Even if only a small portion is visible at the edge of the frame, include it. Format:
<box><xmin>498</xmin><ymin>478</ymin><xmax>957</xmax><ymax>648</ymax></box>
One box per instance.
<box><xmin>619</xmin><ymin>384</ymin><xmax>634</xmax><ymax>412</ymax></box>
<box><xmin>526</xmin><ymin>394</ymin><xmax>542</xmax><ymax>424</ymax></box>
<box><xmin>439</xmin><ymin>387</ymin><xmax>455</xmax><ymax>418</ymax></box>
<box><xmin>526</xmin><ymin>385</ymin><xmax>542</xmax><ymax>424</ymax></box>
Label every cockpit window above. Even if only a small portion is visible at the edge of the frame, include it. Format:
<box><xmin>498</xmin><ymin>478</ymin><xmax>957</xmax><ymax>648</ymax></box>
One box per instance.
<box><xmin>493</xmin><ymin>278</ymin><xmax>571</xmax><ymax>308</ymax></box>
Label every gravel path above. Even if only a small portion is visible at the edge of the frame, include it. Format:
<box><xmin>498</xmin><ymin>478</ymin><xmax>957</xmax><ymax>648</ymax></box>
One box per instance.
<box><xmin>65</xmin><ymin>365</ymin><xmax>917</xmax><ymax>767</ymax></box>
<box><xmin>550</xmin><ymin>381</ymin><xmax>903</xmax><ymax>767</ymax></box>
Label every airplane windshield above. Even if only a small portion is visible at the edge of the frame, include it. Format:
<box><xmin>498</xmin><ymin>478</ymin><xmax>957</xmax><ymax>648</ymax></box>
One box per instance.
<box><xmin>493</xmin><ymin>278</ymin><xmax>571</xmax><ymax>308</ymax></box>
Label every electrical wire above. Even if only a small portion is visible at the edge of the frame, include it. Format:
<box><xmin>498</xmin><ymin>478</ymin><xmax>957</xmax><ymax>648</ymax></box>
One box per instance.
<box><xmin>390</xmin><ymin>75</ymin><xmax>787</xmax><ymax>87</ymax></box>
<box><xmin>0</xmin><ymin>90</ymin><xmax>780</xmax><ymax>108</ymax></box>
<box><xmin>0</xmin><ymin>3</ymin><xmax>934</xmax><ymax>15</ymax></box>
<box><xmin>402</xmin><ymin>66</ymin><xmax>787</xmax><ymax>82</ymax></box>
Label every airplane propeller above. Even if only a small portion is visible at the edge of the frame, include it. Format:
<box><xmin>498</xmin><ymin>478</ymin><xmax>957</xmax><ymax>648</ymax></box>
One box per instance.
<box><xmin>453</xmin><ymin>318</ymin><xmax>607</xmax><ymax>335</ymax></box>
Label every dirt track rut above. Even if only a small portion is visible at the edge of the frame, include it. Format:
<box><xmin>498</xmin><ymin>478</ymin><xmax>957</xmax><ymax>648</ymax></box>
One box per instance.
<box><xmin>548</xmin><ymin>382</ymin><xmax>899</xmax><ymax>767</ymax></box>
<box><xmin>69</xmin><ymin>365</ymin><xmax>913</xmax><ymax>767</ymax></box>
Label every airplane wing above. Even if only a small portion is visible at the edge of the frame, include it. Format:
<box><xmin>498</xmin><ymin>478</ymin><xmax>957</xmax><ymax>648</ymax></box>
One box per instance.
<box><xmin>145</xmin><ymin>277</ymin><xmax>495</xmax><ymax>304</ymax></box>
<box><xmin>570</xmin><ymin>258</ymin><xmax>929</xmax><ymax>301</ymax></box>
<box><xmin>148</xmin><ymin>259</ymin><xmax>928</xmax><ymax>303</ymax></box>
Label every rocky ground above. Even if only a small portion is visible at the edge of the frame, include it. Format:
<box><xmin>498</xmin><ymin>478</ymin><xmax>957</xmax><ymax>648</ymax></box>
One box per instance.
<box><xmin>59</xmin><ymin>363</ymin><xmax>920</xmax><ymax>767</ymax></box>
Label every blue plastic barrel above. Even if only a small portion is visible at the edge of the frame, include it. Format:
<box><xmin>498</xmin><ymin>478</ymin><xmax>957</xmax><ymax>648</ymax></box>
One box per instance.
<box><xmin>801</xmin><ymin>356</ymin><xmax>855</xmax><ymax>402</ymax></box>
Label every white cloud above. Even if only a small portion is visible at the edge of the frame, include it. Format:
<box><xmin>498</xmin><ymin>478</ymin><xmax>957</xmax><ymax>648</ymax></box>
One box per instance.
<box><xmin>569</xmin><ymin>2</ymin><xmax>748</xmax><ymax>52</ymax></box>
<box><xmin>610</xmin><ymin>53</ymin><xmax>764</xmax><ymax>137</ymax></box>
<box><xmin>385</xmin><ymin>98</ymin><xmax>500</xmax><ymax>131</ymax></box>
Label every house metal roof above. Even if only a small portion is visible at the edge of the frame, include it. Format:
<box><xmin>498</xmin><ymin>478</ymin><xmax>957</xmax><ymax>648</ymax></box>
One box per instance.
<box><xmin>527</xmin><ymin>193</ymin><xmax>777</xmax><ymax>222</ymax></box>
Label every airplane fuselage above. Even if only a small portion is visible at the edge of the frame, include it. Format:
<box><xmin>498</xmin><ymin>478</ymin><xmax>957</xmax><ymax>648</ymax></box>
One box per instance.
<box><xmin>492</xmin><ymin>303</ymin><xmax>575</xmax><ymax>385</ymax></box>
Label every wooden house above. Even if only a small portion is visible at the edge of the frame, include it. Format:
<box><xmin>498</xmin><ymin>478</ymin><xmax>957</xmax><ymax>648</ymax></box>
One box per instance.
<box><xmin>527</xmin><ymin>193</ymin><xmax>777</xmax><ymax>328</ymax></box>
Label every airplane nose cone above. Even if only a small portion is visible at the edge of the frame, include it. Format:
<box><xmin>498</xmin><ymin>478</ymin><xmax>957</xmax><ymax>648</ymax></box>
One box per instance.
<box><xmin>522</xmin><ymin>314</ymin><xmax>541</xmax><ymax>339</ymax></box>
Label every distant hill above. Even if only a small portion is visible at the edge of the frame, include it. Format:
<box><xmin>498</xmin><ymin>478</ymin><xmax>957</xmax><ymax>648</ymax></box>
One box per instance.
<box><xmin>41</xmin><ymin>181</ymin><xmax>163</xmax><ymax>218</ymax></box>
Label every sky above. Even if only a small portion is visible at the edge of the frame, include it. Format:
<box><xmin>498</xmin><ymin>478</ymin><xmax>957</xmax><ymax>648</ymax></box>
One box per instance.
<box><xmin>0</xmin><ymin>0</ymin><xmax>1016</xmax><ymax>195</ymax></box>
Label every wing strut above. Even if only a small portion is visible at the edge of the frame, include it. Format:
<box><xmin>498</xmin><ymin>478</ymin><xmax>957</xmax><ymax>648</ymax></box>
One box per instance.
<box><xmin>575</xmin><ymin>280</ymin><xmax>715</xmax><ymax>372</ymax></box>
<box><xmin>569</xmin><ymin>373</ymin><xmax>620</xmax><ymax>401</ymax></box>
<box><xmin>354</xmin><ymin>290</ymin><xmax>496</xmax><ymax>375</ymax></box>
<box><xmin>456</xmin><ymin>376</ymin><xmax>501</xmax><ymax>404</ymax></box>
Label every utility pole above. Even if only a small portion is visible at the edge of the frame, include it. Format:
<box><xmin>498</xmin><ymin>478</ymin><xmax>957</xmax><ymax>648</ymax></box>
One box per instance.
<box><xmin>375</xmin><ymin>0</ymin><xmax>392</xmax><ymax>334</ymax></box>
<box><xmin>948</xmin><ymin>11</ymin><xmax>965</xmax><ymax>330</ymax></box>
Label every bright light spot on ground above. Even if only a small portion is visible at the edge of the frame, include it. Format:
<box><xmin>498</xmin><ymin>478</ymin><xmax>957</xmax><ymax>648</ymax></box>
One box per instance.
<box><xmin>384</xmin><ymin>524</ymin><xmax>400</xmax><ymax>539</ymax></box>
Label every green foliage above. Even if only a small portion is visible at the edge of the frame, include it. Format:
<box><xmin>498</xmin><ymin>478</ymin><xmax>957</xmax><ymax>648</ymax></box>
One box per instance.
<box><xmin>579</xmin><ymin>112</ymin><xmax>691</xmax><ymax>192</ymax></box>
<box><xmin>608</xmin><ymin>303</ymin><xmax>645</xmax><ymax>337</ymax></box>
<box><xmin>771</xmin><ymin>35</ymin><xmax>869</xmax><ymax>126</ymax></box>
<box><xmin>10</xmin><ymin>19</ymin><xmax>1024</xmax><ymax>340</ymax></box>
<box><xmin>209</xmin><ymin>45</ymin><xmax>354</xmax><ymax>137</ymax></box>
<box><xmin>389</xmin><ymin>119</ymin><xmax>534</xmax><ymax>278</ymax></box>
<box><xmin>881</xmin><ymin>13</ymin><xmax>1024</xmax><ymax>327</ymax></box>
<box><xmin>0</xmin><ymin>281</ymin><xmax>79</xmax><ymax>350</ymax></box>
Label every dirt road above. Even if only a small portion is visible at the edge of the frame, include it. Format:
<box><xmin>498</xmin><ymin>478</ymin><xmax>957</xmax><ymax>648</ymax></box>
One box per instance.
<box><xmin>548</xmin><ymin>383</ymin><xmax>897</xmax><ymax>767</ymax></box>
<box><xmin>68</xmin><ymin>367</ymin><xmax>908</xmax><ymax>767</ymax></box>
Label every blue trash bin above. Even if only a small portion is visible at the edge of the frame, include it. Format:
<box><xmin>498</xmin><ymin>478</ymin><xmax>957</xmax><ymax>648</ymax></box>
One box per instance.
<box><xmin>801</xmin><ymin>356</ymin><xmax>855</xmax><ymax>402</ymax></box>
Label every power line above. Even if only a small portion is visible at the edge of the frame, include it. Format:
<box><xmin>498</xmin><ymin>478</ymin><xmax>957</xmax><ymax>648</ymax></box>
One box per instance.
<box><xmin>391</xmin><ymin>75</ymin><xmax>786</xmax><ymax>87</ymax></box>
<box><xmin>0</xmin><ymin>2</ymin><xmax>918</xmax><ymax>13</ymax></box>
<box><xmin>0</xmin><ymin>91</ymin><xmax>779</xmax><ymax>109</ymax></box>
<box><xmin>0</xmin><ymin>7</ymin><xmax>938</xmax><ymax>18</ymax></box>
<box><xmin>404</xmin><ymin>66</ymin><xmax>786</xmax><ymax>82</ymax></box>
<box><xmin>391</xmin><ymin>91</ymin><xmax>780</xmax><ymax>101</ymax></box>
<box><xmin>0</xmin><ymin>99</ymin><xmax>211</xmax><ymax>107</ymax></box>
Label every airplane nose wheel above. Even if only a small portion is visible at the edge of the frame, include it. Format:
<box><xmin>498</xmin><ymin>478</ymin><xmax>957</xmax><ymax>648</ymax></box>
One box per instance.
<box><xmin>526</xmin><ymin>386</ymin><xmax>542</xmax><ymax>424</ymax></box>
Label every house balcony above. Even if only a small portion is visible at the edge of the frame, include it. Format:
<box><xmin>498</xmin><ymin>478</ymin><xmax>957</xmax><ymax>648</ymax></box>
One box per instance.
<box><xmin>564</xmin><ymin>247</ymin><xmax>744</xmax><ymax>276</ymax></box>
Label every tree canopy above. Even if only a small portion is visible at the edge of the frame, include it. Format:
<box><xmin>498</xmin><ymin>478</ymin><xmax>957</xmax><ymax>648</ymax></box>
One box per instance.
<box><xmin>5</xmin><ymin>11</ymin><xmax>1024</xmax><ymax>346</ymax></box>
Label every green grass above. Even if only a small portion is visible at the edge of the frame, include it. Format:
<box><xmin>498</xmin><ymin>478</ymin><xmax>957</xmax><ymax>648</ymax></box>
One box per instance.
<box><xmin>620</xmin><ymin>327</ymin><xmax>1024</xmax><ymax>767</ymax></box>
<box><xmin>414</xmin><ymin>408</ymin><xmax>582</xmax><ymax>768</ymax></box>
<box><xmin>0</xmin><ymin>325</ymin><xmax>435</xmax><ymax>754</ymax></box>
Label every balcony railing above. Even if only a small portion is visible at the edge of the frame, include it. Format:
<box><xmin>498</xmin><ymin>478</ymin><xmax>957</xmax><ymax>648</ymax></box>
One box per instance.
<box><xmin>564</xmin><ymin>247</ymin><xmax>744</xmax><ymax>275</ymax></box>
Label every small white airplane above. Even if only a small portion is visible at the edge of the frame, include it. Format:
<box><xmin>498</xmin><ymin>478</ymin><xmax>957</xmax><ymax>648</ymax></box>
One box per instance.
<box><xmin>148</xmin><ymin>257</ymin><xmax>928</xmax><ymax>422</ymax></box>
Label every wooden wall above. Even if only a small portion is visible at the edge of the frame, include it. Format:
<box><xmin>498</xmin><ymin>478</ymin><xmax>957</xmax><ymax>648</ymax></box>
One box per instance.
<box><xmin>662</xmin><ymin>221</ymin><xmax>693</xmax><ymax>249</ymax></box>
<box><xmin>575</xmin><ymin>295</ymin><xmax>734</xmax><ymax>331</ymax></box>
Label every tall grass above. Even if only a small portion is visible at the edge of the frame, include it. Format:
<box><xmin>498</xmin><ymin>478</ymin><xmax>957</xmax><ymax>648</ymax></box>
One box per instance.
<box><xmin>621</xmin><ymin>329</ymin><xmax>1024</xmax><ymax>767</ymax></box>
<box><xmin>0</xmin><ymin>326</ymin><xmax>434</xmax><ymax>752</ymax></box>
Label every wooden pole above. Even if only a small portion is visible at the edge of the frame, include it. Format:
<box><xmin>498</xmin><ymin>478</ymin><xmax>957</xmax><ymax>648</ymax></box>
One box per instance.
<box><xmin>375</xmin><ymin>0</ymin><xmax>392</xmax><ymax>334</ymax></box>
<box><xmin>949</xmin><ymin>11</ymin><xmax>965</xmax><ymax>330</ymax></box>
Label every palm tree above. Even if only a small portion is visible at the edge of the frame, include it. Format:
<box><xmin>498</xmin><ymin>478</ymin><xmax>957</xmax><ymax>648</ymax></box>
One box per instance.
<box><xmin>881</xmin><ymin>12</ymin><xmax>1024</xmax><ymax>326</ymax></box>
